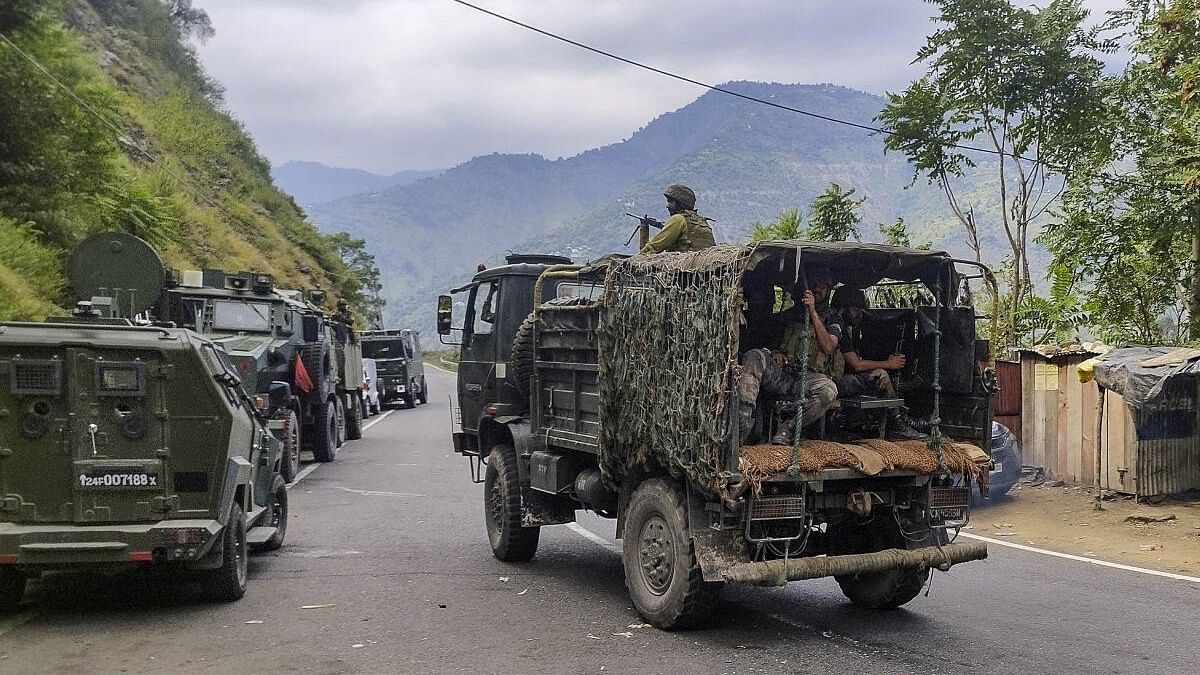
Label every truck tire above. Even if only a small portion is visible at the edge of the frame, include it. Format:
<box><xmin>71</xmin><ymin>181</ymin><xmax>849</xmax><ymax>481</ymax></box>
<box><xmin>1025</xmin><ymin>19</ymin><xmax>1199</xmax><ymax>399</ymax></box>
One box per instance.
<box><xmin>484</xmin><ymin>444</ymin><xmax>539</xmax><ymax>561</ymax></box>
<box><xmin>417</xmin><ymin>377</ymin><xmax>428</xmax><ymax>404</ymax></box>
<box><xmin>403</xmin><ymin>389</ymin><xmax>416</xmax><ymax>409</ymax></box>
<box><xmin>299</xmin><ymin>343</ymin><xmax>331</xmax><ymax>399</ymax></box>
<box><xmin>311</xmin><ymin>400</ymin><xmax>338</xmax><ymax>462</ymax></box>
<box><xmin>334</xmin><ymin>395</ymin><xmax>346</xmax><ymax>447</ymax></box>
<box><xmin>831</xmin><ymin>513</ymin><xmax>931</xmax><ymax>610</ymax></box>
<box><xmin>509</xmin><ymin>310</ymin><xmax>537</xmax><ymax>400</ymax></box>
<box><xmin>252</xmin><ymin>475</ymin><xmax>288</xmax><ymax>552</ymax></box>
<box><xmin>277</xmin><ymin>409</ymin><xmax>301</xmax><ymax>483</ymax></box>
<box><xmin>203</xmin><ymin>503</ymin><xmax>248</xmax><ymax>602</ymax></box>
<box><xmin>345</xmin><ymin>394</ymin><xmax>363</xmax><ymax>441</ymax></box>
<box><xmin>0</xmin><ymin>567</ymin><xmax>25</xmax><ymax>613</ymax></box>
<box><xmin>622</xmin><ymin>478</ymin><xmax>721</xmax><ymax>629</ymax></box>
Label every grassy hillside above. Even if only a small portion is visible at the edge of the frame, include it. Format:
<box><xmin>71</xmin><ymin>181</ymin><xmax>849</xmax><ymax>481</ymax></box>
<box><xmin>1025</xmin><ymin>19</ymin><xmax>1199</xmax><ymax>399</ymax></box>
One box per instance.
<box><xmin>0</xmin><ymin>0</ymin><xmax>365</xmax><ymax>321</ymax></box>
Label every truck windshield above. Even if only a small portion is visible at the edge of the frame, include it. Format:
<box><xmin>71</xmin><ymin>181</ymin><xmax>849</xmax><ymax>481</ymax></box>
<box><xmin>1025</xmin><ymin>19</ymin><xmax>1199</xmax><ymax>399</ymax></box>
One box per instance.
<box><xmin>212</xmin><ymin>300</ymin><xmax>272</xmax><ymax>332</ymax></box>
<box><xmin>363</xmin><ymin>339</ymin><xmax>406</xmax><ymax>359</ymax></box>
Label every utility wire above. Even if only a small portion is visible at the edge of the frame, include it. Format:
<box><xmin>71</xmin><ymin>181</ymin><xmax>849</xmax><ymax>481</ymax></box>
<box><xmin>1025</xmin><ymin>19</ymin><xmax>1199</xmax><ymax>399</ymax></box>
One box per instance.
<box><xmin>446</xmin><ymin>0</ymin><xmax>1161</xmax><ymax>193</ymax></box>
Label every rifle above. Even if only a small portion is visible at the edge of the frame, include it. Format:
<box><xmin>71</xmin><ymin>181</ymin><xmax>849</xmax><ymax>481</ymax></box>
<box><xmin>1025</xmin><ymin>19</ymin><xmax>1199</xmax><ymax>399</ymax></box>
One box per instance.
<box><xmin>624</xmin><ymin>212</ymin><xmax>664</xmax><ymax>249</ymax></box>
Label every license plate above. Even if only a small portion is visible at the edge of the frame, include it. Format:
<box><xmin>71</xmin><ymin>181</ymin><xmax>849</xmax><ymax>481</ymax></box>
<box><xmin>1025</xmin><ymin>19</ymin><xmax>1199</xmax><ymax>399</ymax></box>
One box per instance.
<box><xmin>78</xmin><ymin>468</ymin><xmax>160</xmax><ymax>489</ymax></box>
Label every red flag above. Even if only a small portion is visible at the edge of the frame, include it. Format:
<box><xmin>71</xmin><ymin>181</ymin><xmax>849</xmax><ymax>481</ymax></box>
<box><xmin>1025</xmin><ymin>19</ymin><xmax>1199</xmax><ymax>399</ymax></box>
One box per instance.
<box><xmin>294</xmin><ymin>354</ymin><xmax>314</xmax><ymax>393</ymax></box>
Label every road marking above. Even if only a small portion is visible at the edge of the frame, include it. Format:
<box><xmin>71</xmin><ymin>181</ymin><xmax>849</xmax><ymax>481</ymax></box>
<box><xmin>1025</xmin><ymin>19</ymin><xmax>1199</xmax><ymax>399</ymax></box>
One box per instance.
<box><xmin>362</xmin><ymin>409</ymin><xmax>395</xmax><ymax>431</ymax></box>
<box><xmin>959</xmin><ymin>532</ymin><xmax>1200</xmax><ymax>584</ymax></box>
<box><xmin>336</xmin><ymin>487</ymin><xmax>425</xmax><ymax>498</ymax></box>
<box><xmin>566</xmin><ymin>523</ymin><xmax>620</xmax><ymax>552</ymax></box>
<box><xmin>287</xmin><ymin>410</ymin><xmax>395</xmax><ymax>490</ymax></box>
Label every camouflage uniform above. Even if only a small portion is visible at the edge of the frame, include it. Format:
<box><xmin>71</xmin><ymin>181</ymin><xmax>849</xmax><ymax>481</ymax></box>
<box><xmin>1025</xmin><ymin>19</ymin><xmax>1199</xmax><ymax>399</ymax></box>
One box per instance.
<box><xmin>640</xmin><ymin>211</ymin><xmax>716</xmax><ymax>253</ymax></box>
<box><xmin>737</xmin><ymin>348</ymin><xmax>838</xmax><ymax>442</ymax></box>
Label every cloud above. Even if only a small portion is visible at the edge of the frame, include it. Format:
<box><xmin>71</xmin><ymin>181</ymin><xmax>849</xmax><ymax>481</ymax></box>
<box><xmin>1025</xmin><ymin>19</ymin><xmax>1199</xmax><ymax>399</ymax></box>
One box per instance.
<box><xmin>195</xmin><ymin>0</ymin><xmax>1124</xmax><ymax>173</ymax></box>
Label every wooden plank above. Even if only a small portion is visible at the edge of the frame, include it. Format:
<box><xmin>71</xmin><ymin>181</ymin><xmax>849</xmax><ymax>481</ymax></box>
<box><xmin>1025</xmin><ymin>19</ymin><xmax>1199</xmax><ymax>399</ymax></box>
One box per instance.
<box><xmin>1064</xmin><ymin>365</ymin><xmax>1082</xmax><ymax>483</ymax></box>
<box><xmin>1080</xmin><ymin>381</ymin><xmax>1098</xmax><ymax>487</ymax></box>
<box><xmin>1021</xmin><ymin>358</ymin><xmax>1042</xmax><ymax>468</ymax></box>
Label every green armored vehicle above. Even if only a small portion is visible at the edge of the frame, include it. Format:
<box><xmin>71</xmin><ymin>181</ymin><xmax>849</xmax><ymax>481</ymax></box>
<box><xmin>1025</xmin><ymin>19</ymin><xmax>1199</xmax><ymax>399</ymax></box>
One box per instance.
<box><xmin>361</xmin><ymin>328</ymin><xmax>426</xmax><ymax>408</ymax></box>
<box><xmin>0</xmin><ymin>233</ymin><xmax>289</xmax><ymax>611</ymax></box>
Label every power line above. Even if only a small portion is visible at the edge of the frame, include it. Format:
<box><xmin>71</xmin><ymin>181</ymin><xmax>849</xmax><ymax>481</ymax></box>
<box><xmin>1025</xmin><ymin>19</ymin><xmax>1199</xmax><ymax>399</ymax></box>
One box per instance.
<box><xmin>446</xmin><ymin>0</ymin><xmax>1162</xmax><ymax>193</ymax></box>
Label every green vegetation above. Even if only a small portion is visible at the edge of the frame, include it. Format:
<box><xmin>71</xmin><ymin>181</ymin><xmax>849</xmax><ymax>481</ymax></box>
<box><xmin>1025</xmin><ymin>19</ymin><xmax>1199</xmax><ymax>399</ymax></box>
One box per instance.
<box><xmin>0</xmin><ymin>0</ymin><xmax>375</xmax><ymax>322</ymax></box>
<box><xmin>748</xmin><ymin>183</ymin><xmax>864</xmax><ymax>242</ymax></box>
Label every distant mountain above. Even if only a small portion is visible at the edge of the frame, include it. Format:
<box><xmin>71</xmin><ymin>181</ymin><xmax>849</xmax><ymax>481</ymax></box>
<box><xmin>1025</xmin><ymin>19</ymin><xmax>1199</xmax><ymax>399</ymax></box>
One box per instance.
<box><xmin>272</xmin><ymin>160</ymin><xmax>442</xmax><ymax>207</ymax></box>
<box><xmin>308</xmin><ymin>82</ymin><xmax>1003</xmax><ymax>338</ymax></box>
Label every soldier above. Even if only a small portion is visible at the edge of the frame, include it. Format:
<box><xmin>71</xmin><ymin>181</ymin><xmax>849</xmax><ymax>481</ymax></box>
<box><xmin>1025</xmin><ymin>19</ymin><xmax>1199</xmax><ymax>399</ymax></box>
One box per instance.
<box><xmin>333</xmin><ymin>298</ymin><xmax>357</xmax><ymax>342</ymax></box>
<box><xmin>640</xmin><ymin>184</ymin><xmax>716</xmax><ymax>254</ymax></box>
<box><xmin>832</xmin><ymin>287</ymin><xmax>922</xmax><ymax>439</ymax></box>
<box><xmin>737</xmin><ymin>274</ymin><xmax>843</xmax><ymax>444</ymax></box>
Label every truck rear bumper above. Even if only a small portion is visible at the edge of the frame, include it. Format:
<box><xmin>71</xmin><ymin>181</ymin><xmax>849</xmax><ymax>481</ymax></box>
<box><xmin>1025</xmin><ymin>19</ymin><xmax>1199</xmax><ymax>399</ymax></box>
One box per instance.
<box><xmin>0</xmin><ymin>519</ymin><xmax>223</xmax><ymax>568</ymax></box>
<box><xmin>719</xmin><ymin>541</ymin><xmax>988</xmax><ymax>586</ymax></box>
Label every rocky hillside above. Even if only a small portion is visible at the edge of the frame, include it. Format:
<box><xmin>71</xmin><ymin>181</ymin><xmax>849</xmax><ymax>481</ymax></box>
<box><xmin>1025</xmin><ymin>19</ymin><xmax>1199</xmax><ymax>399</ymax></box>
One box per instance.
<box><xmin>0</xmin><ymin>0</ymin><xmax>365</xmax><ymax>320</ymax></box>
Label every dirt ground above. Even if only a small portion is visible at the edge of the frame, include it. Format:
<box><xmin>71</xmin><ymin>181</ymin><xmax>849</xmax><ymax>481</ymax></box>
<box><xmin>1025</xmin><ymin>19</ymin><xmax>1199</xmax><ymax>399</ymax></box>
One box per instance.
<box><xmin>971</xmin><ymin>481</ymin><xmax>1200</xmax><ymax>576</ymax></box>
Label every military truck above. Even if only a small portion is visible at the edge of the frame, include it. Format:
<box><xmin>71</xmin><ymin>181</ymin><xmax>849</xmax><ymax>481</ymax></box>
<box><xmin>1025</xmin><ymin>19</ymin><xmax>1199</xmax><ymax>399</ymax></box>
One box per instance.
<box><xmin>439</xmin><ymin>244</ymin><xmax>993</xmax><ymax>628</ymax></box>
<box><xmin>329</xmin><ymin>319</ymin><xmax>365</xmax><ymax>441</ymax></box>
<box><xmin>361</xmin><ymin>328</ymin><xmax>426</xmax><ymax>408</ymax></box>
<box><xmin>78</xmin><ymin>241</ymin><xmax>359</xmax><ymax>477</ymax></box>
<box><xmin>0</xmin><ymin>232</ymin><xmax>289</xmax><ymax>611</ymax></box>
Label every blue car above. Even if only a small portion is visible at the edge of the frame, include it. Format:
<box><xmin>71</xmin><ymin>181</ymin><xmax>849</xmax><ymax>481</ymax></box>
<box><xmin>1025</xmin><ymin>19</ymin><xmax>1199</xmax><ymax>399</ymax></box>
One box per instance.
<box><xmin>974</xmin><ymin>422</ymin><xmax>1023</xmax><ymax>505</ymax></box>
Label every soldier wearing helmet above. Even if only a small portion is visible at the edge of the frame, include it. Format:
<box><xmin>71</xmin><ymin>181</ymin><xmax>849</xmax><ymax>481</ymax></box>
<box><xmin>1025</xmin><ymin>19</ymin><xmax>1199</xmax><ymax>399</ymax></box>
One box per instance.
<box><xmin>640</xmin><ymin>183</ymin><xmax>716</xmax><ymax>254</ymax></box>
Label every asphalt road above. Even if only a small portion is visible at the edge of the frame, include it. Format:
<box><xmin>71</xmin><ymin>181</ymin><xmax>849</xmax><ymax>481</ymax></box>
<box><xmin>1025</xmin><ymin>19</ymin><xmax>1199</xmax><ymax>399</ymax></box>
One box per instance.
<box><xmin>3</xmin><ymin>368</ymin><xmax>1198</xmax><ymax>674</ymax></box>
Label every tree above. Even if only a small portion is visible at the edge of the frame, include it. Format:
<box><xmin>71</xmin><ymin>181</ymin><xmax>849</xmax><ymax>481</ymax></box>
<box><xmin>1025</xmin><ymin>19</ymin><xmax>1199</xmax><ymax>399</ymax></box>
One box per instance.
<box><xmin>327</xmin><ymin>232</ymin><xmax>385</xmax><ymax>329</ymax></box>
<box><xmin>877</xmin><ymin>0</ymin><xmax>1110</xmax><ymax>346</ymax></box>
<box><xmin>1043</xmin><ymin>0</ymin><xmax>1200</xmax><ymax>343</ymax></box>
<box><xmin>806</xmin><ymin>183</ymin><xmax>864</xmax><ymax>242</ymax></box>
<box><xmin>748</xmin><ymin>207</ymin><xmax>802</xmax><ymax>241</ymax></box>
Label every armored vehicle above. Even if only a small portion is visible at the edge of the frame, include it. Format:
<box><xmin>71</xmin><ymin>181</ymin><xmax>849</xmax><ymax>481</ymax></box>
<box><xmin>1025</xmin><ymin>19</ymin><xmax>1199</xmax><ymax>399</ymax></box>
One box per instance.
<box><xmin>361</xmin><ymin>329</ymin><xmax>426</xmax><ymax>408</ymax></box>
<box><xmin>440</xmin><ymin>244</ymin><xmax>994</xmax><ymax>628</ymax></box>
<box><xmin>330</xmin><ymin>319</ymin><xmax>365</xmax><ymax>441</ymax></box>
<box><xmin>0</xmin><ymin>232</ymin><xmax>289</xmax><ymax>611</ymax></box>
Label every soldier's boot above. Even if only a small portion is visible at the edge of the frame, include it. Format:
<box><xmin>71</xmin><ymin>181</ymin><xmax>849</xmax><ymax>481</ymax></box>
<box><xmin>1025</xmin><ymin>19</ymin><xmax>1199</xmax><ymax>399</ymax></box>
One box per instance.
<box><xmin>888</xmin><ymin>411</ymin><xmax>924</xmax><ymax>440</ymax></box>
<box><xmin>770</xmin><ymin>415</ymin><xmax>795</xmax><ymax>446</ymax></box>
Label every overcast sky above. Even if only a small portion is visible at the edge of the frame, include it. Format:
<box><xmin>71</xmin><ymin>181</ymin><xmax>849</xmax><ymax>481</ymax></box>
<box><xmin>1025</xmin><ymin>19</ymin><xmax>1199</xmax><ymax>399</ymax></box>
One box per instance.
<box><xmin>195</xmin><ymin>0</ymin><xmax>1126</xmax><ymax>175</ymax></box>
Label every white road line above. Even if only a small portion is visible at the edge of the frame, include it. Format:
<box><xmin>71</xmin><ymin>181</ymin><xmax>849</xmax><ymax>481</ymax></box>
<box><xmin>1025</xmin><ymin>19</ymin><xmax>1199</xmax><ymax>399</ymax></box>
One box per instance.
<box><xmin>286</xmin><ymin>410</ymin><xmax>395</xmax><ymax>490</ymax></box>
<box><xmin>959</xmin><ymin>532</ymin><xmax>1200</xmax><ymax>584</ymax></box>
<box><xmin>566</xmin><ymin>523</ymin><xmax>620</xmax><ymax>552</ymax></box>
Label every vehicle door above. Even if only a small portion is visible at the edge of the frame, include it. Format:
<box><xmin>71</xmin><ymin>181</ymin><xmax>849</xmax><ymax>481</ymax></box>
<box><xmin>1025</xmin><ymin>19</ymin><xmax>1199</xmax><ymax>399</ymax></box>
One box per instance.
<box><xmin>458</xmin><ymin>280</ymin><xmax>500</xmax><ymax>434</ymax></box>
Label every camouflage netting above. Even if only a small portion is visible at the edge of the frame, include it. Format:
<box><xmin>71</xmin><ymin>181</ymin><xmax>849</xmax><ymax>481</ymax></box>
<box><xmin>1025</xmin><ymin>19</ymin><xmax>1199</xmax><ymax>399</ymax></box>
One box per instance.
<box><xmin>739</xmin><ymin>440</ymin><xmax>990</xmax><ymax>497</ymax></box>
<box><xmin>597</xmin><ymin>245</ymin><xmax>753</xmax><ymax>495</ymax></box>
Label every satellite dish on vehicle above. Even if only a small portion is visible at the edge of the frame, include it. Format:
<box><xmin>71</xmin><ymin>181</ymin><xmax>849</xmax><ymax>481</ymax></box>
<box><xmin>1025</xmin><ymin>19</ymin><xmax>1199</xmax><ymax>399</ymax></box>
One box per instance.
<box><xmin>67</xmin><ymin>232</ymin><xmax>167</xmax><ymax>318</ymax></box>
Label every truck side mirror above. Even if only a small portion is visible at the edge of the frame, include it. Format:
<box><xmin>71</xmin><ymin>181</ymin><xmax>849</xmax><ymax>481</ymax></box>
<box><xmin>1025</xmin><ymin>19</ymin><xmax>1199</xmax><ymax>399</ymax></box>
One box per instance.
<box><xmin>437</xmin><ymin>295</ymin><xmax>453</xmax><ymax>336</ymax></box>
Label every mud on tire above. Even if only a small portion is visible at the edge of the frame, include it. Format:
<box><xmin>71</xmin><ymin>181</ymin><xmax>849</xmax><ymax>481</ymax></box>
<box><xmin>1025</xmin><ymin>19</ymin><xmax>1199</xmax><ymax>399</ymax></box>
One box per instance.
<box><xmin>622</xmin><ymin>478</ymin><xmax>721</xmax><ymax>629</ymax></box>
<box><xmin>484</xmin><ymin>444</ymin><xmax>540</xmax><ymax>562</ymax></box>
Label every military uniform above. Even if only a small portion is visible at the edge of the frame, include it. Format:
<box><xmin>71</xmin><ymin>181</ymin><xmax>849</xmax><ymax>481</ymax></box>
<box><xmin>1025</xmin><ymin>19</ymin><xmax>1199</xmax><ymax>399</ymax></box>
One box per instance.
<box><xmin>737</xmin><ymin>348</ymin><xmax>838</xmax><ymax>442</ymax></box>
<box><xmin>640</xmin><ymin>210</ymin><xmax>716</xmax><ymax>253</ymax></box>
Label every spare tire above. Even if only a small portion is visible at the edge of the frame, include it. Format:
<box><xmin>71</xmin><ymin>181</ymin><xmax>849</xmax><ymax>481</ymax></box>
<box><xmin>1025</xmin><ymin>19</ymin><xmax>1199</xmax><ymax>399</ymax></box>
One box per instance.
<box><xmin>509</xmin><ymin>310</ymin><xmax>538</xmax><ymax>400</ymax></box>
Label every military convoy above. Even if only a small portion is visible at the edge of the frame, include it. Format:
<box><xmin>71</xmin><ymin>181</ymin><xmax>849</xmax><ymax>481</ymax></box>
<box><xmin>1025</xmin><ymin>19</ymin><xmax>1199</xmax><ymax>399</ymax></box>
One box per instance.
<box><xmin>441</xmin><ymin>245</ymin><xmax>995</xmax><ymax>628</ymax></box>
<box><xmin>0</xmin><ymin>233</ymin><xmax>297</xmax><ymax>611</ymax></box>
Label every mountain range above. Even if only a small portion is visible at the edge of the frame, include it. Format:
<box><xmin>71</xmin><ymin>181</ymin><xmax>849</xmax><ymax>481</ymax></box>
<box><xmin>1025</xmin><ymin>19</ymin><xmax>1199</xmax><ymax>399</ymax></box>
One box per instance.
<box><xmin>272</xmin><ymin>161</ymin><xmax>442</xmax><ymax>208</ymax></box>
<box><xmin>305</xmin><ymin>82</ymin><xmax>1006</xmax><ymax>337</ymax></box>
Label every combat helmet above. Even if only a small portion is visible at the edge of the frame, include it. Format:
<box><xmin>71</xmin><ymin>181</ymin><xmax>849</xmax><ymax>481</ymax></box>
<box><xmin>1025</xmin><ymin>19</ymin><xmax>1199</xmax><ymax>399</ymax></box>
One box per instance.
<box><xmin>663</xmin><ymin>184</ymin><xmax>697</xmax><ymax>210</ymax></box>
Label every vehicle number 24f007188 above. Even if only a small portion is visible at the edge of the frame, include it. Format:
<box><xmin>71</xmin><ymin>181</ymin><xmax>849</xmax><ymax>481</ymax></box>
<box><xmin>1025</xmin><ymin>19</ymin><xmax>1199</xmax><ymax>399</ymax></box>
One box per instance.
<box><xmin>78</xmin><ymin>471</ymin><xmax>159</xmax><ymax>488</ymax></box>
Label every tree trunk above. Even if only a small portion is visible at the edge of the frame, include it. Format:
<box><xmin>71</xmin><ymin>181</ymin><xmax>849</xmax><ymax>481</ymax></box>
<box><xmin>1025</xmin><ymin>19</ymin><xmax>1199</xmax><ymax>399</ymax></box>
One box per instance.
<box><xmin>1189</xmin><ymin>203</ymin><xmax>1200</xmax><ymax>341</ymax></box>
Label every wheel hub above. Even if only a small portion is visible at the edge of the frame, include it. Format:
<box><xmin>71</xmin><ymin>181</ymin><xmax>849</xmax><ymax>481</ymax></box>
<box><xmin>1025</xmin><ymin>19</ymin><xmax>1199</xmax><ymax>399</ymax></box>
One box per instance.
<box><xmin>638</xmin><ymin>515</ymin><xmax>674</xmax><ymax>595</ymax></box>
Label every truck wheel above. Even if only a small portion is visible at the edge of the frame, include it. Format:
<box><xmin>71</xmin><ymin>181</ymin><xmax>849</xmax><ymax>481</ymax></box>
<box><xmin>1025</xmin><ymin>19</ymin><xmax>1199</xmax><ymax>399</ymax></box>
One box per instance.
<box><xmin>0</xmin><ymin>567</ymin><xmax>25</xmax><ymax>613</ymax></box>
<box><xmin>403</xmin><ymin>391</ymin><xmax>416</xmax><ymax>409</ymax></box>
<box><xmin>311</xmin><ymin>400</ymin><xmax>338</xmax><ymax>462</ymax></box>
<box><xmin>831</xmin><ymin>513</ymin><xmax>930</xmax><ymax>610</ymax></box>
<box><xmin>334</xmin><ymin>395</ymin><xmax>346</xmax><ymax>447</ymax></box>
<box><xmin>252</xmin><ymin>475</ymin><xmax>288</xmax><ymax>552</ymax></box>
<box><xmin>510</xmin><ymin>310</ymin><xmax>537</xmax><ymax>400</ymax></box>
<box><xmin>418</xmin><ymin>377</ymin><xmax>428</xmax><ymax>404</ymax></box>
<box><xmin>277</xmin><ymin>409</ymin><xmax>301</xmax><ymax>483</ymax></box>
<box><xmin>203</xmin><ymin>503</ymin><xmax>248</xmax><ymax>602</ymax></box>
<box><xmin>345</xmin><ymin>394</ymin><xmax>364</xmax><ymax>441</ymax></box>
<box><xmin>622</xmin><ymin>478</ymin><xmax>721</xmax><ymax>629</ymax></box>
<box><xmin>484</xmin><ymin>444</ymin><xmax>539</xmax><ymax>561</ymax></box>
